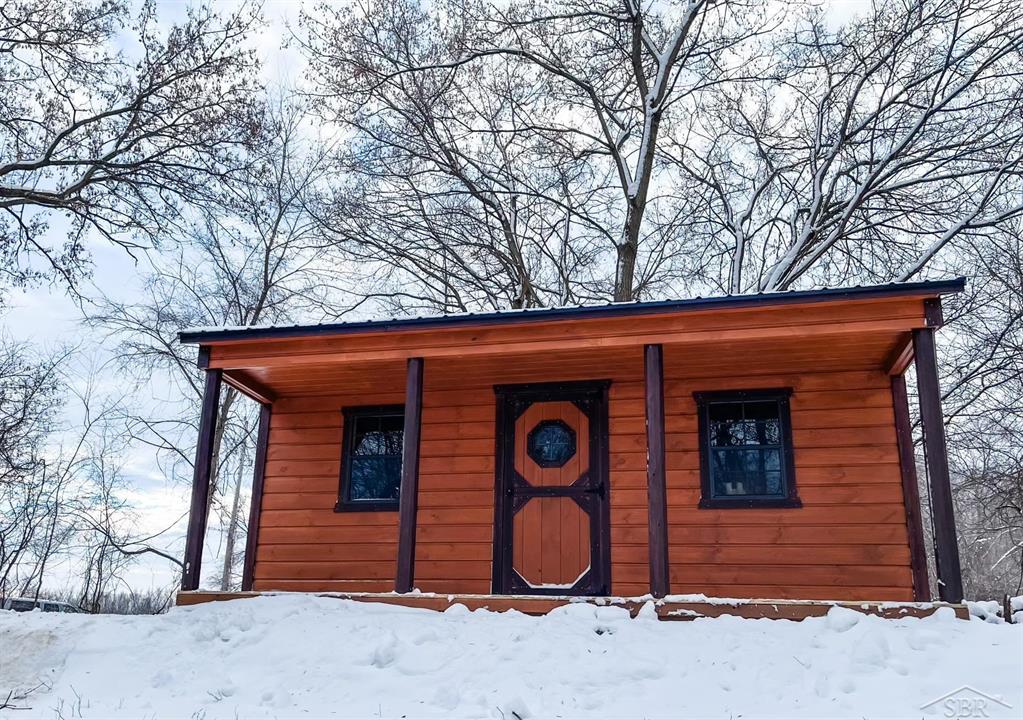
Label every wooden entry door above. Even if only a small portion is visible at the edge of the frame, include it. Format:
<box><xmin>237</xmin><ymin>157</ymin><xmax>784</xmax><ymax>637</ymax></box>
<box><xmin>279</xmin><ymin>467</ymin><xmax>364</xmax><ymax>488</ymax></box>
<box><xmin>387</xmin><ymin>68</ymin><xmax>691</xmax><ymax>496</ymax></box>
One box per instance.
<box><xmin>493</xmin><ymin>381</ymin><xmax>611</xmax><ymax>595</ymax></box>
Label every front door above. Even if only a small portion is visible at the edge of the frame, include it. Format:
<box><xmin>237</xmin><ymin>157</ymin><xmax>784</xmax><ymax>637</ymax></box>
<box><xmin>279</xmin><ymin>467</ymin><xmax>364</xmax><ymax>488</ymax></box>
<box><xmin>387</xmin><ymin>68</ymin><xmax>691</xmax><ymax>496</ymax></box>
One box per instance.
<box><xmin>493</xmin><ymin>381</ymin><xmax>611</xmax><ymax>595</ymax></box>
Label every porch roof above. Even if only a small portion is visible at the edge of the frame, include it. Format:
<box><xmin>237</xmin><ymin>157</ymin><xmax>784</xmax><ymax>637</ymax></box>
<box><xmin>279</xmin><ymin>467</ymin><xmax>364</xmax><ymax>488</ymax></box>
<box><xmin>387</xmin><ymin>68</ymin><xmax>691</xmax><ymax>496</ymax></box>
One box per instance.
<box><xmin>179</xmin><ymin>278</ymin><xmax>965</xmax><ymax>345</ymax></box>
<box><xmin>183</xmin><ymin>278</ymin><xmax>964</xmax><ymax>399</ymax></box>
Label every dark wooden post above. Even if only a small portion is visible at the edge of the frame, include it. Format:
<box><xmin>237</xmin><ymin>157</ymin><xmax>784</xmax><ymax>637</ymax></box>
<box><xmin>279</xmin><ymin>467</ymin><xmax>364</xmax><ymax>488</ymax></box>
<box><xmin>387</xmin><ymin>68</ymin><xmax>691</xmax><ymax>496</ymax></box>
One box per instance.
<box><xmin>395</xmin><ymin>357</ymin><xmax>424</xmax><ymax>593</ymax></box>
<box><xmin>181</xmin><ymin>368</ymin><xmax>223</xmax><ymax>591</ymax></box>
<box><xmin>912</xmin><ymin>326</ymin><xmax>964</xmax><ymax>603</ymax></box>
<box><xmin>644</xmin><ymin>344</ymin><xmax>670</xmax><ymax>598</ymax></box>
<box><xmin>890</xmin><ymin>374</ymin><xmax>930</xmax><ymax>601</ymax></box>
<box><xmin>241</xmin><ymin>403</ymin><xmax>272</xmax><ymax>592</ymax></box>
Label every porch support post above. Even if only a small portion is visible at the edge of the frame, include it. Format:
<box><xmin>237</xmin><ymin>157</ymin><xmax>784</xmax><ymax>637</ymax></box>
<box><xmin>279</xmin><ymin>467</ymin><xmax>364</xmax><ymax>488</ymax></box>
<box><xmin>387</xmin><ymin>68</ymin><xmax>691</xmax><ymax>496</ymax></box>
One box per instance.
<box><xmin>912</xmin><ymin>325</ymin><xmax>964</xmax><ymax>603</ymax></box>
<box><xmin>181</xmin><ymin>366</ymin><xmax>223</xmax><ymax>591</ymax></box>
<box><xmin>890</xmin><ymin>374</ymin><xmax>930</xmax><ymax>601</ymax></box>
<box><xmin>644</xmin><ymin>344</ymin><xmax>670</xmax><ymax>598</ymax></box>
<box><xmin>241</xmin><ymin>403</ymin><xmax>272</xmax><ymax>592</ymax></box>
<box><xmin>396</xmin><ymin>357</ymin><xmax>424</xmax><ymax>593</ymax></box>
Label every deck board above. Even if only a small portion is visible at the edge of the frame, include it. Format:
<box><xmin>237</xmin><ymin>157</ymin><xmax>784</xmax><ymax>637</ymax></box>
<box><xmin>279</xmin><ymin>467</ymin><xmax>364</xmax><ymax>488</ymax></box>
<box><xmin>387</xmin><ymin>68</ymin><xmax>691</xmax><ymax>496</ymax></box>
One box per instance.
<box><xmin>175</xmin><ymin>591</ymin><xmax>969</xmax><ymax>620</ymax></box>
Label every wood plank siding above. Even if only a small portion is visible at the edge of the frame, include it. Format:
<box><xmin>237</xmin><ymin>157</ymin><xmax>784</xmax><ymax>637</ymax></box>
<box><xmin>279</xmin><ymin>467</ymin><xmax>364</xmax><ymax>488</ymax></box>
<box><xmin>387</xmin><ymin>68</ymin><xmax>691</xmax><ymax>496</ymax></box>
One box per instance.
<box><xmin>252</xmin><ymin>354</ymin><xmax>915</xmax><ymax>601</ymax></box>
<box><xmin>659</xmin><ymin>360</ymin><xmax>910</xmax><ymax>601</ymax></box>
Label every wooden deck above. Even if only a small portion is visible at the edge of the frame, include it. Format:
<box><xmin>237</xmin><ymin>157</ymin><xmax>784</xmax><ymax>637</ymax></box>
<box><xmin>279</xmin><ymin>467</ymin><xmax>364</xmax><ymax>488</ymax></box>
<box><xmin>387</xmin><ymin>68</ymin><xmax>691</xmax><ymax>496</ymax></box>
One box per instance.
<box><xmin>176</xmin><ymin>591</ymin><xmax>970</xmax><ymax>620</ymax></box>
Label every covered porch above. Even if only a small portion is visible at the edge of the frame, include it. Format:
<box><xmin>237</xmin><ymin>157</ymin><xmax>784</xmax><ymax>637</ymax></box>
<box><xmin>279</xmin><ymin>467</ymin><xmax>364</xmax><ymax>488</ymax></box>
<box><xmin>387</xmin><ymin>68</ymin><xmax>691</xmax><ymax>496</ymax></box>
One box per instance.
<box><xmin>177</xmin><ymin>280</ymin><xmax>966</xmax><ymax>616</ymax></box>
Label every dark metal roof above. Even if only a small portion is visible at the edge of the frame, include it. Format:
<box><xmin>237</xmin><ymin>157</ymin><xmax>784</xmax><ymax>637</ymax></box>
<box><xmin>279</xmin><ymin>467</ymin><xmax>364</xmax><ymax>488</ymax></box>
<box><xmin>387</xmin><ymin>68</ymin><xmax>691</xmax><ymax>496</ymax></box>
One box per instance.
<box><xmin>179</xmin><ymin>278</ymin><xmax>966</xmax><ymax>345</ymax></box>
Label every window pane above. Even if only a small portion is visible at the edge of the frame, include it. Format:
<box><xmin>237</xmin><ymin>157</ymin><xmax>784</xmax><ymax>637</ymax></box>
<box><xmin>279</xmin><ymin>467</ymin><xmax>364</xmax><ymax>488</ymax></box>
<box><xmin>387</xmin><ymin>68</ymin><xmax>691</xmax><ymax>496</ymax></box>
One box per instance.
<box><xmin>707</xmin><ymin>396</ymin><xmax>786</xmax><ymax>500</ymax></box>
<box><xmin>708</xmin><ymin>402</ymin><xmax>745</xmax><ymax>423</ymax></box>
<box><xmin>711</xmin><ymin>447</ymin><xmax>783</xmax><ymax>497</ymax></box>
<box><xmin>346</xmin><ymin>412</ymin><xmax>403</xmax><ymax>503</ymax></box>
<box><xmin>708</xmin><ymin>400</ymin><xmax>782</xmax><ymax>448</ymax></box>
<box><xmin>527</xmin><ymin>420</ymin><xmax>576</xmax><ymax>467</ymax></box>
<box><xmin>353</xmin><ymin>415</ymin><xmax>404</xmax><ymax>456</ymax></box>
<box><xmin>743</xmin><ymin>401</ymin><xmax>780</xmax><ymax>421</ymax></box>
<box><xmin>350</xmin><ymin>456</ymin><xmax>402</xmax><ymax>501</ymax></box>
<box><xmin>710</xmin><ymin>418</ymin><xmax>781</xmax><ymax>446</ymax></box>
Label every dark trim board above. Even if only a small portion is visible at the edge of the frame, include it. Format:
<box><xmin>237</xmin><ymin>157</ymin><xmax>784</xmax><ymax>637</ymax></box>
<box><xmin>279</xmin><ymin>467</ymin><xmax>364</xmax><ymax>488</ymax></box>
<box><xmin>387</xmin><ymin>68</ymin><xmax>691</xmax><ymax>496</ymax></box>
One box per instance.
<box><xmin>180</xmin><ymin>279</ymin><xmax>966</xmax><ymax>344</ymax></box>
<box><xmin>181</xmin><ymin>369</ymin><xmax>223</xmax><ymax>591</ymax></box>
<box><xmin>395</xmin><ymin>358</ymin><xmax>424</xmax><ymax>593</ymax></box>
<box><xmin>924</xmin><ymin>298</ymin><xmax>944</xmax><ymax>327</ymax></box>
<box><xmin>913</xmin><ymin>328</ymin><xmax>964</xmax><ymax>603</ymax></box>
<box><xmin>644</xmin><ymin>344</ymin><xmax>670</xmax><ymax>598</ymax></box>
<box><xmin>890</xmin><ymin>374</ymin><xmax>930</xmax><ymax>601</ymax></box>
<box><xmin>491</xmin><ymin>385</ymin><xmax>511</xmax><ymax>595</ymax></box>
<box><xmin>241</xmin><ymin>404</ymin><xmax>271</xmax><ymax>592</ymax></box>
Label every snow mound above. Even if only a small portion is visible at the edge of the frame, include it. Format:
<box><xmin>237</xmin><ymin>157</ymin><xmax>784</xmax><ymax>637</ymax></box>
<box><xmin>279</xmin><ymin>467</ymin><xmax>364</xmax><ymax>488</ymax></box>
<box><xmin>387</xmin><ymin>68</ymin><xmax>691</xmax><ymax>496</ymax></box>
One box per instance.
<box><xmin>1</xmin><ymin>595</ymin><xmax>1020</xmax><ymax>719</ymax></box>
<box><xmin>968</xmin><ymin>596</ymin><xmax>1023</xmax><ymax>624</ymax></box>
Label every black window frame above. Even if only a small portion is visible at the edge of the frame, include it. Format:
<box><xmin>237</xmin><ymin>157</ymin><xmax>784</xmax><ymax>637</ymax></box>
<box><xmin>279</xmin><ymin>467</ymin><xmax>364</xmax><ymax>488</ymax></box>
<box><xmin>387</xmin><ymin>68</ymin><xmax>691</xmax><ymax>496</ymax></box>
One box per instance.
<box><xmin>694</xmin><ymin>388</ymin><xmax>801</xmax><ymax>509</ymax></box>
<box><xmin>335</xmin><ymin>404</ymin><xmax>405</xmax><ymax>512</ymax></box>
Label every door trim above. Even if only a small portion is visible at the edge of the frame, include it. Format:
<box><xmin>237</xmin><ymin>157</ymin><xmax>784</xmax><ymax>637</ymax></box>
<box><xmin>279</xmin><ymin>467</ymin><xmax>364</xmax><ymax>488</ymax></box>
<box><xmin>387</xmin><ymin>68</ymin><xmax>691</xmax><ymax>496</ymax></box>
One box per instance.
<box><xmin>491</xmin><ymin>380</ymin><xmax>612</xmax><ymax>595</ymax></box>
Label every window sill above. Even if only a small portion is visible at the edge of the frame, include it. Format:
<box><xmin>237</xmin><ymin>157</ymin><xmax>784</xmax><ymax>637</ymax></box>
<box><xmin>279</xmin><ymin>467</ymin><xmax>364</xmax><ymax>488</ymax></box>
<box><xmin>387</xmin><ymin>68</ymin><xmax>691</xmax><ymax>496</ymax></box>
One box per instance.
<box><xmin>698</xmin><ymin>497</ymin><xmax>803</xmax><ymax>510</ymax></box>
<box><xmin>334</xmin><ymin>500</ymin><xmax>400</xmax><ymax>512</ymax></box>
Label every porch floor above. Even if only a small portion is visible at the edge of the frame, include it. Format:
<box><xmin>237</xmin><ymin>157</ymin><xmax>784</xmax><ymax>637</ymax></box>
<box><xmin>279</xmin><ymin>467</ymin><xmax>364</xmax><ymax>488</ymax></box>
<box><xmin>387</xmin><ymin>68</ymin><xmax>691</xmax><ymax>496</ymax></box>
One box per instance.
<box><xmin>175</xmin><ymin>591</ymin><xmax>969</xmax><ymax>620</ymax></box>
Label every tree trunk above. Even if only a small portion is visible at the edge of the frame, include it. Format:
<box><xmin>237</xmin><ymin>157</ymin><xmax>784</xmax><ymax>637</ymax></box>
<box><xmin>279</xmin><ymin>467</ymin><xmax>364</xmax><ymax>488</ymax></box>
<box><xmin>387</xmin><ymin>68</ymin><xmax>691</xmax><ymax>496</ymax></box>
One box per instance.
<box><xmin>614</xmin><ymin>203</ymin><xmax>643</xmax><ymax>301</ymax></box>
<box><xmin>205</xmin><ymin>389</ymin><xmax>237</xmax><ymax>517</ymax></box>
<box><xmin>220</xmin><ymin>460</ymin><xmax>245</xmax><ymax>591</ymax></box>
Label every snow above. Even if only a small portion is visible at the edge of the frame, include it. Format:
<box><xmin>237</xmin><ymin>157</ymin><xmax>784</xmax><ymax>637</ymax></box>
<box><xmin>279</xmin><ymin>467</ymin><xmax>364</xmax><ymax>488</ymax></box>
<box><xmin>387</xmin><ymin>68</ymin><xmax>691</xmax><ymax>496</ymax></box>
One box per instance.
<box><xmin>968</xmin><ymin>597</ymin><xmax>1023</xmax><ymax>625</ymax></box>
<box><xmin>2</xmin><ymin>595</ymin><xmax>1021</xmax><ymax>719</ymax></box>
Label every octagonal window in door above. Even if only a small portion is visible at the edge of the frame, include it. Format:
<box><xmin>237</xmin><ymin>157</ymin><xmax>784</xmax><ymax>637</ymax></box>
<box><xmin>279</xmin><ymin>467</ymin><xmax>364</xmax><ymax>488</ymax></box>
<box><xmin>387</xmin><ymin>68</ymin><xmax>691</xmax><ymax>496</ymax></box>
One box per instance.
<box><xmin>527</xmin><ymin>419</ymin><xmax>577</xmax><ymax>468</ymax></box>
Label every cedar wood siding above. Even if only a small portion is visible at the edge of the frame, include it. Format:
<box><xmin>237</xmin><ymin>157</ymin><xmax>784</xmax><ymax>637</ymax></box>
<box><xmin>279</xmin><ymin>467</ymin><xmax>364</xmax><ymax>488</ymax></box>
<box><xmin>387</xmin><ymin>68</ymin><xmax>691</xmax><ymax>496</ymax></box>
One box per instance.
<box><xmin>253</xmin><ymin>352</ymin><xmax>913</xmax><ymax>601</ymax></box>
<box><xmin>661</xmin><ymin>366</ymin><xmax>910</xmax><ymax>601</ymax></box>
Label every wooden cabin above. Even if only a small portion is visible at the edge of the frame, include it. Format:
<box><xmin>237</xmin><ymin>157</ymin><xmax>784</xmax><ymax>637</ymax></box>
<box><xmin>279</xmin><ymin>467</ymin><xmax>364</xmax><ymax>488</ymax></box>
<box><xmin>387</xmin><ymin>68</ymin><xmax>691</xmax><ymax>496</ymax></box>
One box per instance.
<box><xmin>177</xmin><ymin>279</ymin><xmax>967</xmax><ymax>614</ymax></box>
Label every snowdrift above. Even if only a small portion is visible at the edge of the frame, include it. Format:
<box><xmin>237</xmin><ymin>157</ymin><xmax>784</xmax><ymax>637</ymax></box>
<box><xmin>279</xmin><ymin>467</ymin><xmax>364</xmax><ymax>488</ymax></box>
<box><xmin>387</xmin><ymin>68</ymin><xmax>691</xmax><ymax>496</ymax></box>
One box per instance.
<box><xmin>2</xmin><ymin>595</ymin><xmax>1020</xmax><ymax>719</ymax></box>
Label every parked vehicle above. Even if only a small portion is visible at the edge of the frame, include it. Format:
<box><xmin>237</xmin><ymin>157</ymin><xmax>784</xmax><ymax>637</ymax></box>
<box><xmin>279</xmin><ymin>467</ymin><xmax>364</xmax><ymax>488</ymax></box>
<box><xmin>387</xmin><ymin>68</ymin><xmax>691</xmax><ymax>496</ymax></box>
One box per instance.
<box><xmin>0</xmin><ymin>596</ymin><xmax>83</xmax><ymax>613</ymax></box>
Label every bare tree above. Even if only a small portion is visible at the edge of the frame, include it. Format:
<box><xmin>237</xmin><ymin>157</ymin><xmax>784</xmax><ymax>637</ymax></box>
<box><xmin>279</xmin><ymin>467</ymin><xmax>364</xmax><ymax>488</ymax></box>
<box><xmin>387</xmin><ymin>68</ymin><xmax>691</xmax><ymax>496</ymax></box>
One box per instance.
<box><xmin>0</xmin><ymin>0</ymin><xmax>263</xmax><ymax>294</ymax></box>
<box><xmin>0</xmin><ymin>350</ymin><xmax>146</xmax><ymax>601</ymax></box>
<box><xmin>89</xmin><ymin>100</ymin><xmax>338</xmax><ymax>588</ymax></box>
<box><xmin>668</xmin><ymin>0</ymin><xmax>1023</xmax><ymax>294</ymax></box>
<box><xmin>651</xmin><ymin>0</ymin><xmax>1023</xmax><ymax>597</ymax></box>
<box><xmin>219</xmin><ymin>442</ymin><xmax>249</xmax><ymax>591</ymax></box>
<box><xmin>302</xmin><ymin>0</ymin><xmax>609</xmax><ymax>311</ymax></box>
<box><xmin>0</xmin><ymin>338</ymin><xmax>64</xmax><ymax>487</ymax></box>
<box><xmin>72</xmin><ymin>400</ymin><xmax>144</xmax><ymax>612</ymax></box>
<box><xmin>0</xmin><ymin>347</ymin><xmax>183</xmax><ymax>606</ymax></box>
<box><xmin>0</xmin><ymin>339</ymin><xmax>66</xmax><ymax>594</ymax></box>
<box><xmin>461</xmin><ymin>0</ymin><xmax>779</xmax><ymax>300</ymax></box>
<box><xmin>302</xmin><ymin>0</ymin><xmax>780</xmax><ymax>305</ymax></box>
<box><xmin>938</xmin><ymin>229</ymin><xmax>1023</xmax><ymax>597</ymax></box>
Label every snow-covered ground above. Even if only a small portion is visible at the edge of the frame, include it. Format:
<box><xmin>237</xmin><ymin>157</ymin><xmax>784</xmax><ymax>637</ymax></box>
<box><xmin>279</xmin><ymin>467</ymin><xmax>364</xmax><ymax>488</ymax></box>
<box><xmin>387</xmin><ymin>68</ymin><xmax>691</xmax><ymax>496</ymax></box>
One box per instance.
<box><xmin>2</xmin><ymin>595</ymin><xmax>1021</xmax><ymax>719</ymax></box>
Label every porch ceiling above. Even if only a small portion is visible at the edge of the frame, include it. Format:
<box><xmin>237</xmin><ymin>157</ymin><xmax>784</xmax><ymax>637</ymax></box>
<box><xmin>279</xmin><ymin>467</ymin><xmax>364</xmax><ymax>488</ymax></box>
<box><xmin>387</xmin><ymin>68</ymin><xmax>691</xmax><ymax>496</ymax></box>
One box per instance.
<box><xmin>223</xmin><ymin>329</ymin><xmax>910</xmax><ymax>399</ymax></box>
